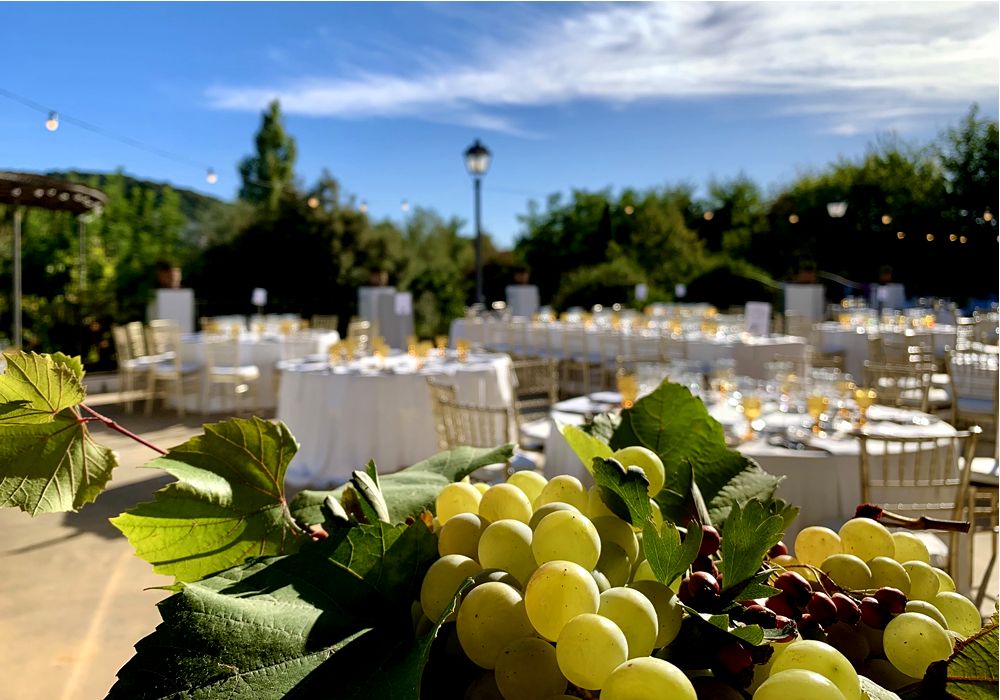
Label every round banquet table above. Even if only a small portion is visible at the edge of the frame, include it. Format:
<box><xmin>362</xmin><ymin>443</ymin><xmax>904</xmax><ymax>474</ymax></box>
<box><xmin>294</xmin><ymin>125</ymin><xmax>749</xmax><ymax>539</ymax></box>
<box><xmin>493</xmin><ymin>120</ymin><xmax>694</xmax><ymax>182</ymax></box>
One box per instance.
<box><xmin>543</xmin><ymin>395</ymin><xmax>965</xmax><ymax>586</ymax></box>
<box><xmin>177</xmin><ymin>330</ymin><xmax>340</xmax><ymax>412</ymax></box>
<box><xmin>449</xmin><ymin>318</ymin><xmax>806</xmax><ymax>379</ymax></box>
<box><xmin>815</xmin><ymin>322</ymin><xmax>958</xmax><ymax>379</ymax></box>
<box><xmin>278</xmin><ymin>352</ymin><xmax>514</xmax><ymax>486</ymax></box>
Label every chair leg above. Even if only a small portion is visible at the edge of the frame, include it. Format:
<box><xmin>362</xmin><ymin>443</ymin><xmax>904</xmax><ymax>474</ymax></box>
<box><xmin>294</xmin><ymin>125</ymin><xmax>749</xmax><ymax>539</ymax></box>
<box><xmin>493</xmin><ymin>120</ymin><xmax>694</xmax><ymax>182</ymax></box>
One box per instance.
<box><xmin>176</xmin><ymin>378</ymin><xmax>185</xmax><ymax>418</ymax></box>
<box><xmin>145</xmin><ymin>373</ymin><xmax>156</xmax><ymax>416</ymax></box>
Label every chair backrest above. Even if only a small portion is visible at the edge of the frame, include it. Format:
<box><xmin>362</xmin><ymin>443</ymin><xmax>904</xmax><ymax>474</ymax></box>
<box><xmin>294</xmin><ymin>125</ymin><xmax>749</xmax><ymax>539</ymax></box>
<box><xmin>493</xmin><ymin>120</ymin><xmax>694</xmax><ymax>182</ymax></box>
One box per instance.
<box><xmin>203</xmin><ymin>334</ymin><xmax>242</xmax><ymax>371</ymax></box>
<box><xmin>598</xmin><ymin>329</ymin><xmax>625</xmax><ymax>364</ymax></box>
<box><xmin>807</xmin><ymin>349</ymin><xmax>845</xmax><ymax>373</ymax></box>
<box><xmin>507</xmin><ymin>319</ymin><xmax>530</xmax><ymax>357</ymax></box>
<box><xmin>946</xmin><ymin>349</ymin><xmax>999</xmax><ymax>425</ymax></box>
<box><xmin>347</xmin><ymin>319</ymin><xmax>373</xmax><ymax>351</ymax></box>
<box><xmin>783</xmin><ymin>312</ymin><xmax>814</xmax><ymax>343</ymax></box>
<box><xmin>426</xmin><ymin>377</ymin><xmax>514</xmax><ymax>449</ymax></box>
<box><xmin>881</xmin><ymin>333</ymin><xmax>932</xmax><ymax>365</ymax></box>
<box><xmin>125</xmin><ymin>321</ymin><xmax>148</xmax><ymax>358</ymax></box>
<box><xmin>311</xmin><ymin>315</ymin><xmax>339</xmax><ymax>331</ymax></box>
<box><xmin>856</xmin><ymin>427</ymin><xmax>981</xmax><ymax>574</ymax></box>
<box><xmin>511</xmin><ymin>359</ymin><xmax>559</xmax><ymax>427</ymax></box>
<box><xmin>146</xmin><ymin>319</ymin><xmax>180</xmax><ymax>356</ymax></box>
<box><xmin>112</xmin><ymin>325</ymin><xmax>133</xmax><ymax>364</ymax></box>
<box><xmin>863</xmin><ymin>360</ymin><xmax>932</xmax><ymax>412</ymax></box>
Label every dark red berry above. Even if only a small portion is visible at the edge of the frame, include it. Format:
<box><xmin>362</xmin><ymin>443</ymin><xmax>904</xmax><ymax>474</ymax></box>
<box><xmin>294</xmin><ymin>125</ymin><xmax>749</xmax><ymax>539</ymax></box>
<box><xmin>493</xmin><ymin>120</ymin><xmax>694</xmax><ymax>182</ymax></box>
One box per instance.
<box><xmin>766</xmin><ymin>593</ymin><xmax>799</xmax><ymax>619</ymax></box>
<box><xmin>740</xmin><ymin>604</ymin><xmax>778</xmax><ymax>628</ymax></box>
<box><xmin>806</xmin><ymin>592</ymin><xmax>839</xmax><ymax>626</ymax></box>
<box><xmin>797</xmin><ymin>613</ymin><xmax>826</xmax><ymax>640</ymax></box>
<box><xmin>874</xmin><ymin>587</ymin><xmax>907</xmax><ymax>615</ymax></box>
<box><xmin>692</xmin><ymin>555</ymin><xmax>720</xmax><ymax>578</ymax></box>
<box><xmin>832</xmin><ymin>592</ymin><xmax>862</xmax><ymax>625</ymax></box>
<box><xmin>768</xmin><ymin>541</ymin><xmax>789</xmax><ymax>559</ymax></box>
<box><xmin>699</xmin><ymin>525</ymin><xmax>721</xmax><ymax>557</ymax></box>
<box><xmin>687</xmin><ymin>571</ymin><xmax>721</xmax><ymax>608</ymax></box>
<box><xmin>717</xmin><ymin>642</ymin><xmax>753</xmax><ymax>675</ymax></box>
<box><xmin>854</xmin><ymin>503</ymin><xmax>884</xmax><ymax>520</ymax></box>
<box><xmin>774</xmin><ymin>571</ymin><xmax>813</xmax><ymax>607</ymax></box>
<box><xmin>678</xmin><ymin>580</ymin><xmax>694</xmax><ymax>605</ymax></box>
<box><xmin>860</xmin><ymin>596</ymin><xmax>890</xmax><ymax>629</ymax></box>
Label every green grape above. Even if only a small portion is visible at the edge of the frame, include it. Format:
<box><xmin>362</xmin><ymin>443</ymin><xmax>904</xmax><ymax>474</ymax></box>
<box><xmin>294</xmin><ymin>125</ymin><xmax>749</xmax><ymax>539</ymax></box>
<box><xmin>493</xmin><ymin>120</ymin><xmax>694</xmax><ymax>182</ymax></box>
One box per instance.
<box><xmin>524</xmin><ymin>560</ymin><xmax>601</xmax><ymax>641</ymax></box>
<box><xmin>437</xmin><ymin>482</ymin><xmax>483</xmax><ymax>523</ymax></box>
<box><xmin>478</xmin><ymin>520</ymin><xmax>538</xmax><ymax>587</ymax></box>
<box><xmin>748</xmin><ymin>636</ymin><xmax>800</xmax><ymax>694</ymax></box>
<box><xmin>839</xmin><ymin>517</ymin><xmax>895</xmax><ymax>562</ymax></box>
<box><xmin>901</xmin><ymin>560</ymin><xmax>940</xmax><ymax>601</ymax></box>
<box><xmin>627</xmin><ymin>579</ymin><xmax>683</xmax><ymax>647</ymax></box>
<box><xmin>648</xmin><ymin>500</ymin><xmax>665</xmax><ymax>530</ymax></box>
<box><xmin>883</xmin><ymin>612</ymin><xmax>953</xmax><ymax>679</ymax></box>
<box><xmin>602</xmin><ymin>657</ymin><xmax>697</xmax><ymax>700</ymax></box>
<box><xmin>555</xmin><ymin>613</ymin><xmax>628</xmax><ymax>689</ymax></box>
<box><xmin>932</xmin><ymin>567</ymin><xmax>956</xmax><ymax>593</ymax></box>
<box><xmin>587</xmin><ymin>484</ymin><xmax>617</xmax><ymax>519</ymax></box>
<box><xmin>820</xmin><ymin>554</ymin><xmax>873</xmax><ymax>591</ymax></box>
<box><xmin>862</xmin><ymin>658</ymin><xmax>920</xmax><ymax>692</ymax></box>
<box><xmin>494</xmin><ymin>637</ymin><xmax>567</xmax><ymax>700</ymax></box>
<box><xmin>457</xmin><ymin>581</ymin><xmax>535</xmax><ymax>669</ymax></box>
<box><xmin>529</xmin><ymin>502</ymin><xmax>581</xmax><ymax>530</ymax></box>
<box><xmin>932</xmin><ymin>591</ymin><xmax>983</xmax><ymax>637</ymax></box>
<box><xmin>440</xmin><ymin>513</ymin><xmax>490</xmax><ymax>560</ymax></box>
<box><xmin>592</xmin><ymin>515</ymin><xmax>641</xmax><ymax>565</ymax></box>
<box><xmin>534</xmin><ymin>475</ymin><xmax>588</xmax><ymax>511</ymax></box>
<box><xmin>474</xmin><ymin>482</ymin><xmax>490</xmax><ymax>495</ymax></box>
<box><xmin>507</xmin><ymin>470</ymin><xmax>548</xmax><ymax>503</ymax></box>
<box><xmin>769</xmin><ymin>639</ymin><xmax>860</xmax><ymax>700</ymax></box>
<box><xmin>904</xmin><ymin>600</ymin><xmax>948</xmax><ymax>629</ymax></box>
<box><xmin>469</xmin><ymin>568</ymin><xmax>523</xmax><ymax>593</ymax></box>
<box><xmin>632</xmin><ymin>558</ymin><xmax>656</xmax><ymax>583</ymax></box>
<box><xmin>591</xmin><ymin>569</ymin><xmax>612</xmax><ymax>592</ymax></box>
<box><xmin>532</xmin><ymin>510</ymin><xmax>602</xmax><ymax>570</ymax></box>
<box><xmin>464</xmin><ymin>671</ymin><xmax>504</xmax><ymax>700</ymax></box>
<box><xmin>596</xmin><ymin>542</ymin><xmax>632</xmax><ymax>588</ymax></box>
<box><xmin>421</xmin><ymin>554</ymin><xmax>482</xmax><ymax>622</ymax></box>
<box><xmin>479</xmin><ymin>483</ymin><xmax>534</xmax><ymax>524</ymax></box>
<box><xmin>612</xmin><ymin>445</ymin><xmax>666</xmax><ymax>496</ymax></box>
<box><xmin>599</xmin><ymin>586</ymin><xmax>659</xmax><ymax>658</ymax></box>
<box><xmin>867</xmin><ymin>556</ymin><xmax>911</xmax><ymax>595</ymax></box>
<box><xmin>795</xmin><ymin>526</ymin><xmax>843</xmax><ymax>567</ymax></box>
<box><xmin>754</xmin><ymin>669</ymin><xmax>848</xmax><ymax>700</ymax></box>
<box><xmin>891</xmin><ymin>531</ymin><xmax>930</xmax><ymax>564</ymax></box>
<box><xmin>690</xmin><ymin>675</ymin><xmax>744</xmax><ymax>699</ymax></box>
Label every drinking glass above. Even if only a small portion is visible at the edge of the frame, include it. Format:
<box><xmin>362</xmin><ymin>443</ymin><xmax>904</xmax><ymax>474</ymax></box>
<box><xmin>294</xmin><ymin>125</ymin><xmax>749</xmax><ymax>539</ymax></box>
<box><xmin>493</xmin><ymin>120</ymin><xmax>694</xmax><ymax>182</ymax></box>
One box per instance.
<box><xmin>740</xmin><ymin>392</ymin><xmax>763</xmax><ymax>441</ymax></box>
<box><xmin>854</xmin><ymin>387</ymin><xmax>877</xmax><ymax>426</ymax></box>
<box><xmin>806</xmin><ymin>393</ymin><xmax>829</xmax><ymax>434</ymax></box>
<box><xmin>456</xmin><ymin>339</ymin><xmax>470</xmax><ymax>362</ymax></box>
<box><xmin>435</xmin><ymin>335</ymin><xmax>449</xmax><ymax>356</ymax></box>
<box><xmin>617</xmin><ymin>368</ymin><xmax>639</xmax><ymax>409</ymax></box>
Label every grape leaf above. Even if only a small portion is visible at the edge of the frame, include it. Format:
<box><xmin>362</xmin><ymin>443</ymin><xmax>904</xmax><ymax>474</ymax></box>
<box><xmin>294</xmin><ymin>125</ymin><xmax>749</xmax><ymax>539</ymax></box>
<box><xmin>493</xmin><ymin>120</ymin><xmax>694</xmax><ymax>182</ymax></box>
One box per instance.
<box><xmin>49</xmin><ymin>352</ymin><xmax>85</xmax><ymax>381</ymax></box>
<box><xmin>718</xmin><ymin>499</ymin><xmax>786</xmax><ymax>592</ymax></box>
<box><xmin>0</xmin><ymin>354</ymin><xmax>116</xmax><ymax>514</ymax></box>
<box><xmin>642</xmin><ymin>519</ymin><xmax>702</xmax><ymax>587</ymax></box>
<box><xmin>560</xmin><ymin>423</ymin><xmax>613</xmax><ymax>475</ymax></box>
<box><xmin>351</xmin><ymin>460</ymin><xmax>391</xmax><ymax>524</ymax></box>
<box><xmin>109</xmin><ymin>522</ymin><xmax>438</xmax><ymax>699</ymax></box>
<box><xmin>581</xmin><ymin>410</ymin><xmax>621</xmax><ymax>443</ymax></box>
<box><xmin>0</xmin><ymin>350</ymin><xmax>86</xmax><ymax>423</ymax></box>
<box><xmin>916</xmin><ymin>615</ymin><xmax>999</xmax><ymax>699</ymax></box>
<box><xmin>592</xmin><ymin>456</ymin><xmax>651</xmax><ymax>524</ymax></box>
<box><xmin>290</xmin><ymin>444</ymin><xmax>515</xmax><ymax>526</ymax></box>
<box><xmin>111</xmin><ymin>417</ymin><xmax>307</xmax><ymax>582</ymax></box>
<box><xmin>611</xmin><ymin>381</ymin><xmax>782</xmax><ymax>525</ymax></box>
<box><xmin>720</xmin><ymin>570</ymin><xmax>782</xmax><ymax>607</ymax></box>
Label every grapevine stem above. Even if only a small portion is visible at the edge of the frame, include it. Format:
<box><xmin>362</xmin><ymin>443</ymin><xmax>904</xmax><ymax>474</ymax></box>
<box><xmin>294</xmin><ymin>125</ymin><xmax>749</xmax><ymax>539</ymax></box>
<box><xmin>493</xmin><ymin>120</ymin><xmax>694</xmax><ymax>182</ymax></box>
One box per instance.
<box><xmin>79</xmin><ymin>404</ymin><xmax>168</xmax><ymax>456</ymax></box>
<box><xmin>878</xmin><ymin>509</ymin><xmax>971</xmax><ymax>533</ymax></box>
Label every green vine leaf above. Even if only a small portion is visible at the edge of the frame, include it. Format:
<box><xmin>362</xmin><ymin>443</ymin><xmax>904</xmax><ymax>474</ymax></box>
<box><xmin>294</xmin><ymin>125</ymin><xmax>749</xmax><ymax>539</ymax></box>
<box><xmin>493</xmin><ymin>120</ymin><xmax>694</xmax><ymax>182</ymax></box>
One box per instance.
<box><xmin>718</xmin><ymin>500</ymin><xmax>786</xmax><ymax>592</ymax></box>
<box><xmin>291</xmin><ymin>444</ymin><xmax>515</xmax><ymax>526</ymax></box>
<box><xmin>915</xmin><ymin>614</ymin><xmax>999</xmax><ymax>699</ymax></box>
<box><xmin>560</xmin><ymin>423</ymin><xmax>613</xmax><ymax>475</ymax></box>
<box><xmin>108</xmin><ymin>521</ymin><xmax>438</xmax><ymax>700</ymax></box>
<box><xmin>642</xmin><ymin>519</ymin><xmax>702</xmax><ymax>586</ymax></box>
<box><xmin>111</xmin><ymin>417</ymin><xmax>307</xmax><ymax>582</ymax></box>
<box><xmin>0</xmin><ymin>350</ymin><xmax>86</xmax><ymax>423</ymax></box>
<box><xmin>592</xmin><ymin>456</ymin><xmax>651</xmax><ymax>524</ymax></box>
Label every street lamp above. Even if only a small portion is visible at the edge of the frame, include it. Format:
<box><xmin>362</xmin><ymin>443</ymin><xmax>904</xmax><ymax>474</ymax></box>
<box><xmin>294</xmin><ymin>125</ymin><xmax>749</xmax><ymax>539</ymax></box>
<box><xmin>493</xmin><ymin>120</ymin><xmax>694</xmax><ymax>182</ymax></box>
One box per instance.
<box><xmin>464</xmin><ymin>139</ymin><xmax>491</xmax><ymax>305</ymax></box>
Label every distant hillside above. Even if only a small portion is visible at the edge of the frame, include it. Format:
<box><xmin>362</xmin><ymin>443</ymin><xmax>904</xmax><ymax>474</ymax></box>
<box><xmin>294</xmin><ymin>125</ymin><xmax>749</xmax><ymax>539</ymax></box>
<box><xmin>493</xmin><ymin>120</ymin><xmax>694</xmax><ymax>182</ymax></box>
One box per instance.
<box><xmin>43</xmin><ymin>169</ymin><xmax>227</xmax><ymax>222</ymax></box>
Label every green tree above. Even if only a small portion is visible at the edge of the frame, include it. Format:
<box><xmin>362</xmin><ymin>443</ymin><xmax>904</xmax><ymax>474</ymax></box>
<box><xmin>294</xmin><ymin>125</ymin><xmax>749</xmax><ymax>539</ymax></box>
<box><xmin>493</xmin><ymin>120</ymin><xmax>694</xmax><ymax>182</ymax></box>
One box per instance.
<box><xmin>238</xmin><ymin>100</ymin><xmax>298</xmax><ymax>211</ymax></box>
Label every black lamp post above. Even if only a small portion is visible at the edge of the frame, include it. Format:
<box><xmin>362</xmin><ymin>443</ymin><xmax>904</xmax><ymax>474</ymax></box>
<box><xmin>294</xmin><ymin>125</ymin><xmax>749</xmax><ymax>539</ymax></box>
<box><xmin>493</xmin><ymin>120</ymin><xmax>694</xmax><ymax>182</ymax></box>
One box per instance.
<box><xmin>464</xmin><ymin>139</ymin><xmax>491</xmax><ymax>306</ymax></box>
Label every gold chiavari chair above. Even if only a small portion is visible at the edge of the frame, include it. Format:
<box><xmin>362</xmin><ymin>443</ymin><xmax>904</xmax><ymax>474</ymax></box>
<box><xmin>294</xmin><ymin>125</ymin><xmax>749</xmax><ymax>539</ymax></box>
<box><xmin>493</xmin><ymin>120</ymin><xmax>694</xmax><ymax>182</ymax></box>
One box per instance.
<box><xmin>202</xmin><ymin>334</ymin><xmax>261</xmax><ymax>416</ymax></box>
<box><xmin>946</xmin><ymin>349</ymin><xmax>999</xmax><ymax>434</ymax></box>
<box><xmin>510</xmin><ymin>358</ymin><xmax>559</xmax><ymax>448</ymax></box>
<box><xmin>310</xmin><ymin>314</ymin><xmax>339</xmax><ymax>331</ymax></box>
<box><xmin>145</xmin><ymin>321</ymin><xmax>201</xmax><ymax>417</ymax></box>
<box><xmin>863</xmin><ymin>360</ymin><xmax>934</xmax><ymax>413</ymax></box>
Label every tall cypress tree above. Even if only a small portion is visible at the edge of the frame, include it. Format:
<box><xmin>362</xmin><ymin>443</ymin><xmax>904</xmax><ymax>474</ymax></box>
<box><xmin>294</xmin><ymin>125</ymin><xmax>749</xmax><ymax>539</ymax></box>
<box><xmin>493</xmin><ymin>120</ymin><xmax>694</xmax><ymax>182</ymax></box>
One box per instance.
<box><xmin>238</xmin><ymin>100</ymin><xmax>297</xmax><ymax>212</ymax></box>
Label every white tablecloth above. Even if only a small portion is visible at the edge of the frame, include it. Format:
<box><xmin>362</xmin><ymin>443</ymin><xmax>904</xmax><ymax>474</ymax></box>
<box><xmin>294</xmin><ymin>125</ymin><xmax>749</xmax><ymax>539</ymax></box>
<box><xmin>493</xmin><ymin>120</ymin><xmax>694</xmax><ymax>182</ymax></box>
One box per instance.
<box><xmin>177</xmin><ymin>330</ymin><xmax>340</xmax><ymax>412</ymax></box>
<box><xmin>450</xmin><ymin>319</ymin><xmax>806</xmax><ymax>379</ymax></box>
<box><xmin>816</xmin><ymin>323</ymin><xmax>958</xmax><ymax>379</ymax></box>
<box><xmin>278</xmin><ymin>352</ymin><xmax>514</xmax><ymax>486</ymax></box>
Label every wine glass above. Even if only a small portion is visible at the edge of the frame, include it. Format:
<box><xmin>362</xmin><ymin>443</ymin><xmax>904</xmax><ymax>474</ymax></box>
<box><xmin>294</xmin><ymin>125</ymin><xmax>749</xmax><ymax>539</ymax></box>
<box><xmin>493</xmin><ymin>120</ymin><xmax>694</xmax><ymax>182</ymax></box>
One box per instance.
<box><xmin>435</xmin><ymin>335</ymin><xmax>449</xmax><ymax>357</ymax></box>
<box><xmin>456</xmin><ymin>339</ymin><xmax>470</xmax><ymax>363</ymax></box>
<box><xmin>616</xmin><ymin>367</ymin><xmax>639</xmax><ymax>409</ymax></box>
<box><xmin>806</xmin><ymin>393</ymin><xmax>829</xmax><ymax>435</ymax></box>
<box><xmin>740</xmin><ymin>391</ymin><xmax>763</xmax><ymax>441</ymax></box>
<box><xmin>854</xmin><ymin>387</ymin><xmax>877</xmax><ymax>426</ymax></box>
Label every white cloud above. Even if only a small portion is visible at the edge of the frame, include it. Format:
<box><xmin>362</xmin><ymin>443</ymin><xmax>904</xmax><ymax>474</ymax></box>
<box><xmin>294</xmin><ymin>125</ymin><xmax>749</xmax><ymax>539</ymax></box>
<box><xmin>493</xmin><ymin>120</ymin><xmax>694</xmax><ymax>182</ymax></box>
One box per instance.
<box><xmin>205</xmin><ymin>2</ymin><xmax>999</xmax><ymax>135</ymax></box>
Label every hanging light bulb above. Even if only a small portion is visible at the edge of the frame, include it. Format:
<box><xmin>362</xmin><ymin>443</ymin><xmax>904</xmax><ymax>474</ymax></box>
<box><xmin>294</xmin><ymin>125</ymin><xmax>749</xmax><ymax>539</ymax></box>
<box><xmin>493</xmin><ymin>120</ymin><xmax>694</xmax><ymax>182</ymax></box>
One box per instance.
<box><xmin>307</xmin><ymin>196</ymin><xmax>320</xmax><ymax>209</ymax></box>
<box><xmin>401</xmin><ymin>199</ymin><xmax>410</xmax><ymax>212</ymax></box>
<box><xmin>206</xmin><ymin>168</ymin><xmax>218</xmax><ymax>185</ymax></box>
<box><xmin>45</xmin><ymin>111</ymin><xmax>59</xmax><ymax>132</ymax></box>
<box><xmin>359</xmin><ymin>201</ymin><xmax>368</xmax><ymax>214</ymax></box>
<box><xmin>788</xmin><ymin>214</ymin><xmax>800</xmax><ymax>224</ymax></box>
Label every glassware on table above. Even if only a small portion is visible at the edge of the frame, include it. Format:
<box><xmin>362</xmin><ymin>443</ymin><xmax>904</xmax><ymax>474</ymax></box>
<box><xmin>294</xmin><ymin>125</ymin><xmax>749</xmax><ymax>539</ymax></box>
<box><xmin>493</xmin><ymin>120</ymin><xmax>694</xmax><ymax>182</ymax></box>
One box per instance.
<box><xmin>854</xmin><ymin>387</ymin><xmax>877</xmax><ymax>426</ymax></box>
<box><xmin>456</xmin><ymin>339</ymin><xmax>470</xmax><ymax>362</ymax></box>
<box><xmin>406</xmin><ymin>335</ymin><xmax>418</xmax><ymax>356</ymax></box>
<box><xmin>616</xmin><ymin>367</ymin><xmax>639</xmax><ymax>409</ymax></box>
<box><xmin>435</xmin><ymin>335</ymin><xmax>449</xmax><ymax>356</ymax></box>
<box><xmin>806</xmin><ymin>393</ymin><xmax>829</xmax><ymax>434</ymax></box>
<box><xmin>740</xmin><ymin>392</ymin><xmax>763</xmax><ymax>441</ymax></box>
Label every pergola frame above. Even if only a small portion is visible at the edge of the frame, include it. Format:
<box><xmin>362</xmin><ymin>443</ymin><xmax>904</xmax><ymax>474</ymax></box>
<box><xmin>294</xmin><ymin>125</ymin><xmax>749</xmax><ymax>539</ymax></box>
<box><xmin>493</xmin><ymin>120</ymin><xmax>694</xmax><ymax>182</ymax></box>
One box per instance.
<box><xmin>0</xmin><ymin>172</ymin><xmax>107</xmax><ymax>348</ymax></box>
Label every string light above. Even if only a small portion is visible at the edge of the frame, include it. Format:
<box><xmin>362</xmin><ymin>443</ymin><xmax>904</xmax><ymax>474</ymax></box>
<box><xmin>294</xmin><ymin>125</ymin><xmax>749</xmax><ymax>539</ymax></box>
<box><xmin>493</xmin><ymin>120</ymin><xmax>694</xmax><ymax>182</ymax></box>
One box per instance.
<box><xmin>206</xmin><ymin>168</ymin><xmax>218</xmax><ymax>185</ymax></box>
<box><xmin>624</xmin><ymin>205</ymin><xmax>634</xmax><ymax>215</ymax></box>
<box><xmin>307</xmin><ymin>196</ymin><xmax>320</xmax><ymax>209</ymax></box>
<box><xmin>949</xmin><ymin>234</ymin><xmax>958</xmax><ymax>242</ymax></box>
<box><xmin>703</xmin><ymin>210</ymin><xmax>714</xmax><ymax>221</ymax></box>
<box><xmin>881</xmin><ymin>214</ymin><xmax>892</xmax><ymax>225</ymax></box>
<box><xmin>359</xmin><ymin>201</ymin><xmax>368</xmax><ymax>214</ymax></box>
<box><xmin>896</xmin><ymin>231</ymin><xmax>905</xmax><ymax>239</ymax></box>
<box><xmin>985</xmin><ymin>210</ymin><xmax>994</xmax><ymax>222</ymax></box>
<box><xmin>45</xmin><ymin>111</ymin><xmax>59</xmax><ymax>132</ymax></box>
<box><xmin>960</xmin><ymin>236</ymin><xmax>968</xmax><ymax>244</ymax></box>
<box><xmin>401</xmin><ymin>199</ymin><xmax>410</xmax><ymax>212</ymax></box>
<box><xmin>926</xmin><ymin>233</ymin><xmax>935</xmax><ymax>242</ymax></box>
<box><xmin>788</xmin><ymin>214</ymin><xmax>799</xmax><ymax>224</ymax></box>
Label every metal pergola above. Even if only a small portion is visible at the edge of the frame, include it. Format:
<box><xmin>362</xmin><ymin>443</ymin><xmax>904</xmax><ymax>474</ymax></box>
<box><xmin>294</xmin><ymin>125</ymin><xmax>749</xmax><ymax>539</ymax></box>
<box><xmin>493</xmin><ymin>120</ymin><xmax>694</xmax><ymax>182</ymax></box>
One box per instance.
<box><xmin>0</xmin><ymin>172</ymin><xmax>107</xmax><ymax>348</ymax></box>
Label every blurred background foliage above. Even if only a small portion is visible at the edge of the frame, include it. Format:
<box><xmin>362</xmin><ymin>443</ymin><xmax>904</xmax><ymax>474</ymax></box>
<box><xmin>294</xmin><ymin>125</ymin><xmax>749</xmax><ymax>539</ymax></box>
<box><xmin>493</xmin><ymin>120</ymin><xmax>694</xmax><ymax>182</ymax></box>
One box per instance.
<box><xmin>0</xmin><ymin>101</ymin><xmax>995</xmax><ymax>369</ymax></box>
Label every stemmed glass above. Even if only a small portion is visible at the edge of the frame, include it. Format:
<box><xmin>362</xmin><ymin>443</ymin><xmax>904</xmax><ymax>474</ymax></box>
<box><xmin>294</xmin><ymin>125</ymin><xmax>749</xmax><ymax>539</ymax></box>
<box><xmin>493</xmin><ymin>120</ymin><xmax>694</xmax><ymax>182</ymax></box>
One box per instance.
<box><xmin>616</xmin><ymin>367</ymin><xmax>639</xmax><ymax>409</ymax></box>
<box><xmin>806</xmin><ymin>392</ymin><xmax>829</xmax><ymax>435</ymax></box>
<box><xmin>854</xmin><ymin>387</ymin><xmax>877</xmax><ymax>426</ymax></box>
<box><xmin>435</xmin><ymin>335</ymin><xmax>449</xmax><ymax>357</ymax></box>
<box><xmin>740</xmin><ymin>389</ymin><xmax>763</xmax><ymax>442</ymax></box>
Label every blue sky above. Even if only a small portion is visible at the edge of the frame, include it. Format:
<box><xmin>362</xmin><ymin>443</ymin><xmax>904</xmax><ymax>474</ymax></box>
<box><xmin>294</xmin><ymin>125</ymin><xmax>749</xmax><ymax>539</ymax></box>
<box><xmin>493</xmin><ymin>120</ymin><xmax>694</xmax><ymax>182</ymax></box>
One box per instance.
<box><xmin>1</xmin><ymin>2</ymin><xmax>997</xmax><ymax>248</ymax></box>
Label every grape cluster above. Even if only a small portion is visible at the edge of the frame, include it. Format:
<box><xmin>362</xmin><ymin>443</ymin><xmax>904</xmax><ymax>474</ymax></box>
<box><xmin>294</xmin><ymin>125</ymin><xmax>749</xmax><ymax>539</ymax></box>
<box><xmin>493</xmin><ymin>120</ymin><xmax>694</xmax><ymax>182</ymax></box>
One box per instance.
<box><xmin>418</xmin><ymin>452</ymin><xmax>985</xmax><ymax>699</ymax></box>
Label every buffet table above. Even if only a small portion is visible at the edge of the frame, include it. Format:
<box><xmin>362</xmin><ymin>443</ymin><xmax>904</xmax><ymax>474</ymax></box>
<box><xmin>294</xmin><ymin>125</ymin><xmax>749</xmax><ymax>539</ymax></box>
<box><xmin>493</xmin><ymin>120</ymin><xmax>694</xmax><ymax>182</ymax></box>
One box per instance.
<box><xmin>177</xmin><ymin>330</ymin><xmax>340</xmax><ymax>412</ymax></box>
<box><xmin>278</xmin><ymin>352</ymin><xmax>514</xmax><ymax>486</ymax></box>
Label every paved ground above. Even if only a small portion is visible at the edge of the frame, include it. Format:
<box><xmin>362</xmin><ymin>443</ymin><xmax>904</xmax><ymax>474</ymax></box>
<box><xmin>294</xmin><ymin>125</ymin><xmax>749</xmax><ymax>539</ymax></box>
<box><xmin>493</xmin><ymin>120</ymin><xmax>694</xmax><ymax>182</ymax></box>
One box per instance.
<box><xmin>0</xmin><ymin>400</ymin><xmax>996</xmax><ymax>699</ymax></box>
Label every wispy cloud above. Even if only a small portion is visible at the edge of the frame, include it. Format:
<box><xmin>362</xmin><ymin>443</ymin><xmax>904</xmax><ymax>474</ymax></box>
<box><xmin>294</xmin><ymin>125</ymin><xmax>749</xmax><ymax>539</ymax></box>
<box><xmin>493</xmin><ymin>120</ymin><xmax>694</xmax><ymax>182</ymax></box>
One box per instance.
<box><xmin>206</xmin><ymin>2</ymin><xmax>998</xmax><ymax>136</ymax></box>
